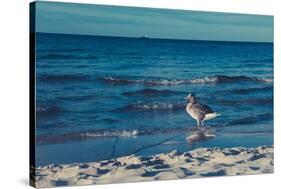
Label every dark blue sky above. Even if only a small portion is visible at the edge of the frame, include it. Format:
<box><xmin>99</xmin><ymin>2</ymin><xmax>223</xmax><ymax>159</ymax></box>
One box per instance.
<box><xmin>35</xmin><ymin>1</ymin><xmax>273</xmax><ymax>42</ymax></box>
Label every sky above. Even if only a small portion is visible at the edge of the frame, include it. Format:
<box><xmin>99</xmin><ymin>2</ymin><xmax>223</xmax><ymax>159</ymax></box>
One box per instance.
<box><xmin>35</xmin><ymin>1</ymin><xmax>273</xmax><ymax>42</ymax></box>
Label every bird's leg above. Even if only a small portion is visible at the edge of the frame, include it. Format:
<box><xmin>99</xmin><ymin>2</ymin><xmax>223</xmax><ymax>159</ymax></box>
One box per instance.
<box><xmin>198</xmin><ymin>120</ymin><xmax>205</xmax><ymax>131</ymax></box>
<box><xmin>197</xmin><ymin>120</ymin><xmax>200</xmax><ymax>127</ymax></box>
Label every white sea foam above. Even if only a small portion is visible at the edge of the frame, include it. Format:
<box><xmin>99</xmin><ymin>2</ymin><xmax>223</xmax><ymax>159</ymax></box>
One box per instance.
<box><xmin>119</xmin><ymin>130</ymin><xmax>139</xmax><ymax>138</ymax></box>
<box><xmin>188</xmin><ymin>76</ymin><xmax>219</xmax><ymax>84</ymax></box>
<box><xmin>117</xmin><ymin>102</ymin><xmax>185</xmax><ymax>112</ymax></box>
<box><xmin>256</xmin><ymin>77</ymin><xmax>273</xmax><ymax>83</ymax></box>
<box><xmin>103</xmin><ymin>75</ymin><xmax>273</xmax><ymax>86</ymax></box>
<box><xmin>82</xmin><ymin>129</ymin><xmax>139</xmax><ymax>138</ymax></box>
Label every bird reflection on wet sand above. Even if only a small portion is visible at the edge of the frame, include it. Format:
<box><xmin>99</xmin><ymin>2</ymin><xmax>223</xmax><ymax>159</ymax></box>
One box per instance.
<box><xmin>186</xmin><ymin>127</ymin><xmax>216</xmax><ymax>143</ymax></box>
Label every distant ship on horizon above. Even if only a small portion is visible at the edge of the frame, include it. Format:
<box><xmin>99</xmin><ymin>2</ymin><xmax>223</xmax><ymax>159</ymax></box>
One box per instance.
<box><xmin>140</xmin><ymin>34</ymin><xmax>150</xmax><ymax>39</ymax></box>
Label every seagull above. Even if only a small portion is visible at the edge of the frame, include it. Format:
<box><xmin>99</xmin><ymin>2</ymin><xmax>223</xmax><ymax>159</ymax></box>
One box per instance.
<box><xmin>185</xmin><ymin>93</ymin><xmax>220</xmax><ymax>127</ymax></box>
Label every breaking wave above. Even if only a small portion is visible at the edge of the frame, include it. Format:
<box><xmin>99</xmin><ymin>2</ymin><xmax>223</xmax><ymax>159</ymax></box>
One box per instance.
<box><xmin>37</xmin><ymin>112</ymin><xmax>273</xmax><ymax>144</ymax></box>
<box><xmin>113</xmin><ymin>101</ymin><xmax>185</xmax><ymax>112</ymax></box>
<box><xmin>36</xmin><ymin>127</ymin><xmax>192</xmax><ymax>144</ymax></box>
<box><xmin>102</xmin><ymin>75</ymin><xmax>273</xmax><ymax>86</ymax></box>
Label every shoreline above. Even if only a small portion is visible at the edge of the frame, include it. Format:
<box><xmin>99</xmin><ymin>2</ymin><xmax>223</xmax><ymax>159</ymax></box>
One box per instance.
<box><xmin>35</xmin><ymin>145</ymin><xmax>273</xmax><ymax>188</ymax></box>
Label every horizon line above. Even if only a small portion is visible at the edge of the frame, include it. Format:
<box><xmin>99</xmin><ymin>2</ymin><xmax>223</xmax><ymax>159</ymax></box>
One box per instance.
<box><xmin>35</xmin><ymin>32</ymin><xmax>273</xmax><ymax>44</ymax></box>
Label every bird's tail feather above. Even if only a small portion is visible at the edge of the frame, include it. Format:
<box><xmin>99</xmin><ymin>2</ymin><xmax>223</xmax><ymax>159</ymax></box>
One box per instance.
<box><xmin>204</xmin><ymin>112</ymin><xmax>221</xmax><ymax>120</ymax></box>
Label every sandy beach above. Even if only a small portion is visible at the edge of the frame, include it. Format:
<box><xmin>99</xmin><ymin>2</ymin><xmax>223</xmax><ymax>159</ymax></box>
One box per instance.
<box><xmin>34</xmin><ymin>145</ymin><xmax>273</xmax><ymax>188</ymax></box>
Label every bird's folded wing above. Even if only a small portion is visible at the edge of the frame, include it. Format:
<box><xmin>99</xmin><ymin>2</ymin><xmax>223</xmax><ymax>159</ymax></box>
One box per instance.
<box><xmin>193</xmin><ymin>103</ymin><xmax>214</xmax><ymax>114</ymax></box>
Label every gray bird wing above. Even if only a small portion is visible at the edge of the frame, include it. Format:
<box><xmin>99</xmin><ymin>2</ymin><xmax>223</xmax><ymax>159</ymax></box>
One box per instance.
<box><xmin>192</xmin><ymin>103</ymin><xmax>214</xmax><ymax>115</ymax></box>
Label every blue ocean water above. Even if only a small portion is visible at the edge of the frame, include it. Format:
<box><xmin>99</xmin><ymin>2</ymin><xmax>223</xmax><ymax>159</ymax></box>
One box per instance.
<box><xmin>35</xmin><ymin>33</ymin><xmax>273</xmax><ymax>166</ymax></box>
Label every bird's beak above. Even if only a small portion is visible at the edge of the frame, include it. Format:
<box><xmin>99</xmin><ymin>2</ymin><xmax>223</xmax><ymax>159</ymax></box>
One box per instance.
<box><xmin>184</xmin><ymin>96</ymin><xmax>189</xmax><ymax>100</ymax></box>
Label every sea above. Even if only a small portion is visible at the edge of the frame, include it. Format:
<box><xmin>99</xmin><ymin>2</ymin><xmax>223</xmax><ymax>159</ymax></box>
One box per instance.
<box><xmin>35</xmin><ymin>33</ymin><xmax>273</xmax><ymax>166</ymax></box>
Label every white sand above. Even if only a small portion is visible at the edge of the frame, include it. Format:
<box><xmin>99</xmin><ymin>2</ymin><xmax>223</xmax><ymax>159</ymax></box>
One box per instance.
<box><xmin>34</xmin><ymin>146</ymin><xmax>273</xmax><ymax>188</ymax></box>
